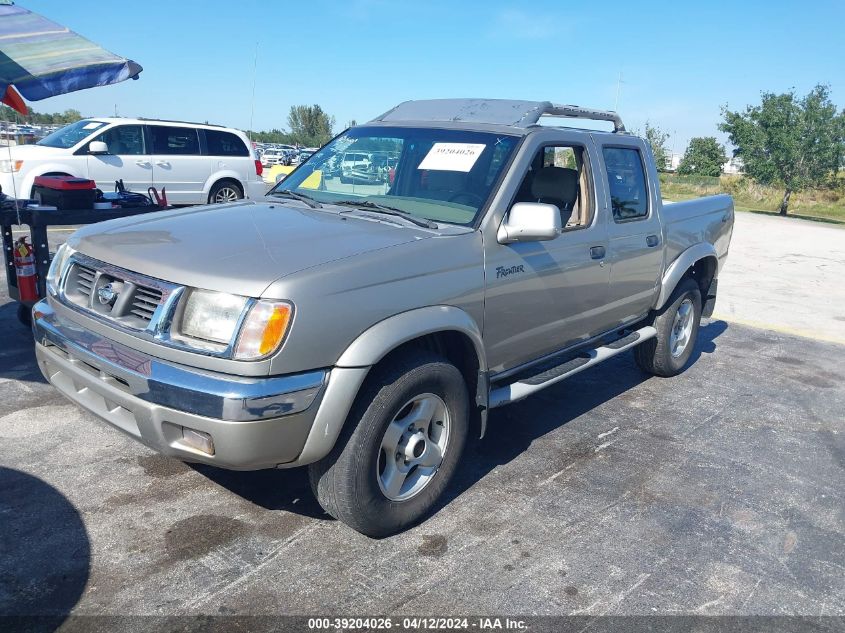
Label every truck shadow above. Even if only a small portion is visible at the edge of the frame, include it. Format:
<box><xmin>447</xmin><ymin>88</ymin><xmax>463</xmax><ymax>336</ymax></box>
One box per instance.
<box><xmin>0</xmin><ymin>467</ymin><xmax>91</xmax><ymax>623</ymax></box>
<box><xmin>433</xmin><ymin>319</ymin><xmax>728</xmax><ymax>515</ymax></box>
<box><xmin>191</xmin><ymin>464</ymin><xmax>329</xmax><ymax>520</ymax></box>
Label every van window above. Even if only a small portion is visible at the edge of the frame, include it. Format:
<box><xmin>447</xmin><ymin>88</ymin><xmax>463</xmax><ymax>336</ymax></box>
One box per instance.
<box><xmin>205</xmin><ymin>130</ymin><xmax>249</xmax><ymax>156</ymax></box>
<box><xmin>93</xmin><ymin>125</ymin><xmax>145</xmax><ymax>155</ymax></box>
<box><xmin>149</xmin><ymin>126</ymin><xmax>201</xmax><ymax>155</ymax></box>
<box><xmin>603</xmin><ymin>147</ymin><xmax>648</xmax><ymax>221</ymax></box>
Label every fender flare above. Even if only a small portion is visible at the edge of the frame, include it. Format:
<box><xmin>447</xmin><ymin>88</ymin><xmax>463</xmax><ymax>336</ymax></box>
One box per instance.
<box><xmin>292</xmin><ymin>306</ymin><xmax>487</xmax><ymax>466</ymax></box>
<box><xmin>336</xmin><ymin>305</ymin><xmax>487</xmax><ymax>371</ymax></box>
<box><xmin>656</xmin><ymin>242</ymin><xmax>718</xmax><ymax>310</ymax></box>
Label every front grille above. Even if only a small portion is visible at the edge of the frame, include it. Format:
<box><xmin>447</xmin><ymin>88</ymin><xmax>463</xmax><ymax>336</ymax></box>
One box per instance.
<box><xmin>130</xmin><ymin>286</ymin><xmax>163</xmax><ymax>322</ymax></box>
<box><xmin>60</xmin><ymin>256</ymin><xmax>178</xmax><ymax>332</ymax></box>
<box><xmin>76</xmin><ymin>264</ymin><xmax>96</xmax><ymax>297</ymax></box>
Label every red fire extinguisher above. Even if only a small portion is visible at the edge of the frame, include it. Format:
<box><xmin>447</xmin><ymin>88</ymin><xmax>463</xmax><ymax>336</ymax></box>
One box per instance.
<box><xmin>13</xmin><ymin>236</ymin><xmax>39</xmax><ymax>303</ymax></box>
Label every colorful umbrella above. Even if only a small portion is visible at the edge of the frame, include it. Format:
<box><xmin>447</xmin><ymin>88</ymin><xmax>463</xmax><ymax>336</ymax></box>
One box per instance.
<box><xmin>0</xmin><ymin>1</ymin><xmax>142</xmax><ymax>112</ymax></box>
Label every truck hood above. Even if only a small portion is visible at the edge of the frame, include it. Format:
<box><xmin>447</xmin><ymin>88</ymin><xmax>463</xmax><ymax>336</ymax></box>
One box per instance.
<box><xmin>68</xmin><ymin>201</ymin><xmax>437</xmax><ymax>297</ymax></box>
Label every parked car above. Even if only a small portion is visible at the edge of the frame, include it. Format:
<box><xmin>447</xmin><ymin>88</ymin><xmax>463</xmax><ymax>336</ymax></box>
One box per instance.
<box><xmin>261</xmin><ymin>148</ymin><xmax>286</xmax><ymax>167</ymax></box>
<box><xmin>295</xmin><ymin>148</ymin><xmax>318</xmax><ymax>164</ymax></box>
<box><xmin>339</xmin><ymin>151</ymin><xmax>374</xmax><ymax>183</ymax></box>
<box><xmin>33</xmin><ymin>99</ymin><xmax>733</xmax><ymax>537</ymax></box>
<box><xmin>0</xmin><ymin>118</ymin><xmax>266</xmax><ymax>204</ymax></box>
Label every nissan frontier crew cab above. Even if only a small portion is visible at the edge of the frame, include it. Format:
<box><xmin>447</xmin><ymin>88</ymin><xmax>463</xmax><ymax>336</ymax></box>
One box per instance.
<box><xmin>33</xmin><ymin>99</ymin><xmax>734</xmax><ymax>537</ymax></box>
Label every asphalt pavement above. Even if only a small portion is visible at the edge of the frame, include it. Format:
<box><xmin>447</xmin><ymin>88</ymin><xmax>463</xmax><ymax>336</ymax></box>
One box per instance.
<box><xmin>0</xmin><ymin>217</ymin><xmax>843</xmax><ymax>623</ymax></box>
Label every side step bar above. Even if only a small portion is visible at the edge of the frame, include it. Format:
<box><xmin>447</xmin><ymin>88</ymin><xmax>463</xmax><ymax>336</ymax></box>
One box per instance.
<box><xmin>488</xmin><ymin>325</ymin><xmax>657</xmax><ymax>408</ymax></box>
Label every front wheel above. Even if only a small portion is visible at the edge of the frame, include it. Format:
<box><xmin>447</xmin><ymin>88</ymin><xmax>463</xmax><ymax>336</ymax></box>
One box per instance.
<box><xmin>308</xmin><ymin>351</ymin><xmax>469</xmax><ymax>538</ymax></box>
<box><xmin>634</xmin><ymin>277</ymin><xmax>702</xmax><ymax>377</ymax></box>
<box><xmin>208</xmin><ymin>180</ymin><xmax>243</xmax><ymax>204</ymax></box>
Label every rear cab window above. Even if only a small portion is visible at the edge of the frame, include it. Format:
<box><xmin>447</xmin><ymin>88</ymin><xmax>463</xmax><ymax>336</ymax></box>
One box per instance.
<box><xmin>602</xmin><ymin>147</ymin><xmax>649</xmax><ymax>221</ymax></box>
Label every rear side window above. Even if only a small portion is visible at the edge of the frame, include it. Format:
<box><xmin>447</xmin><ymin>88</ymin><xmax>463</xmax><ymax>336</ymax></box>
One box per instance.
<box><xmin>150</xmin><ymin>125</ymin><xmax>200</xmax><ymax>155</ymax></box>
<box><xmin>603</xmin><ymin>147</ymin><xmax>648</xmax><ymax>221</ymax></box>
<box><xmin>205</xmin><ymin>130</ymin><xmax>249</xmax><ymax>156</ymax></box>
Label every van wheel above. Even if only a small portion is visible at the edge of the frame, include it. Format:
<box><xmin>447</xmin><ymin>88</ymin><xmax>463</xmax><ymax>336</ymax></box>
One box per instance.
<box><xmin>208</xmin><ymin>181</ymin><xmax>243</xmax><ymax>204</ymax></box>
<box><xmin>635</xmin><ymin>277</ymin><xmax>702</xmax><ymax>377</ymax></box>
<box><xmin>308</xmin><ymin>351</ymin><xmax>469</xmax><ymax>538</ymax></box>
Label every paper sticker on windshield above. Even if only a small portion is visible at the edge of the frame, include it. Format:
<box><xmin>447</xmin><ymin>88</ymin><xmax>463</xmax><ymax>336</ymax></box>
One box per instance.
<box><xmin>83</xmin><ymin>122</ymin><xmax>102</xmax><ymax>129</ymax></box>
<box><xmin>418</xmin><ymin>143</ymin><xmax>486</xmax><ymax>172</ymax></box>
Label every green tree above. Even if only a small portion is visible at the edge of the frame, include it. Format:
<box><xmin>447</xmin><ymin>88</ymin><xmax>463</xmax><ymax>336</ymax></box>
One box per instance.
<box><xmin>287</xmin><ymin>104</ymin><xmax>335</xmax><ymax>147</ymax></box>
<box><xmin>641</xmin><ymin>121</ymin><xmax>670</xmax><ymax>171</ymax></box>
<box><xmin>677</xmin><ymin>137</ymin><xmax>726</xmax><ymax>177</ymax></box>
<box><xmin>719</xmin><ymin>84</ymin><xmax>845</xmax><ymax>215</ymax></box>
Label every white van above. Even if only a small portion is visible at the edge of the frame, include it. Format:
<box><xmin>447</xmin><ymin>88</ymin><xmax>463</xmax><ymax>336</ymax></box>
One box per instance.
<box><xmin>0</xmin><ymin>118</ymin><xmax>267</xmax><ymax>205</ymax></box>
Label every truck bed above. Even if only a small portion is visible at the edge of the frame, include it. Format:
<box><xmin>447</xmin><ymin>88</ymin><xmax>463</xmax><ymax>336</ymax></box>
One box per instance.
<box><xmin>662</xmin><ymin>194</ymin><xmax>734</xmax><ymax>270</ymax></box>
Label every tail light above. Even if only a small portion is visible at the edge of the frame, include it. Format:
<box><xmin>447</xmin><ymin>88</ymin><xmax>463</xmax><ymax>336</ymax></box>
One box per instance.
<box><xmin>254</xmin><ymin>160</ymin><xmax>263</xmax><ymax>177</ymax></box>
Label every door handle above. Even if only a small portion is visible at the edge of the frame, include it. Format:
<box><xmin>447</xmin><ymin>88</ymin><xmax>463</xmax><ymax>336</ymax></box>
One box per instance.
<box><xmin>589</xmin><ymin>246</ymin><xmax>606</xmax><ymax>260</ymax></box>
<box><xmin>155</xmin><ymin>160</ymin><xmax>170</xmax><ymax>167</ymax></box>
<box><xmin>721</xmin><ymin>213</ymin><xmax>729</xmax><ymax>223</ymax></box>
<box><xmin>646</xmin><ymin>234</ymin><xmax>660</xmax><ymax>247</ymax></box>
<box><xmin>135</xmin><ymin>160</ymin><xmax>150</xmax><ymax>167</ymax></box>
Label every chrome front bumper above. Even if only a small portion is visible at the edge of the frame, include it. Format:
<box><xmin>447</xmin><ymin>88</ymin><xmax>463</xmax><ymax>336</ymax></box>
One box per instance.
<box><xmin>32</xmin><ymin>299</ymin><xmax>329</xmax><ymax>469</ymax></box>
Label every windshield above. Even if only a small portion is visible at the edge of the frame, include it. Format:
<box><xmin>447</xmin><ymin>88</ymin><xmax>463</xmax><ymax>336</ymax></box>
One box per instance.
<box><xmin>36</xmin><ymin>119</ymin><xmax>108</xmax><ymax>149</ymax></box>
<box><xmin>269</xmin><ymin>126</ymin><xmax>520</xmax><ymax>226</ymax></box>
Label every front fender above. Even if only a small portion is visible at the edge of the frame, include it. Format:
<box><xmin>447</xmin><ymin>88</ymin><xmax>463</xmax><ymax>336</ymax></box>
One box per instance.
<box><xmin>656</xmin><ymin>242</ymin><xmax>718</xmax><ymax>310</ymax></box>
<box><xmin>20</xmin><ymin>163</ymin><xmax>82</xmax><ymax>198</ymax></box>
<box><xmin>292</xmin><ymin>305</ymin><xmax>487</xmax><ymax>466</ymax></box>
<box><xmin>336</xmin><ymin>305</ymin><xmax>487</xmax><ymax>371</ymax></box>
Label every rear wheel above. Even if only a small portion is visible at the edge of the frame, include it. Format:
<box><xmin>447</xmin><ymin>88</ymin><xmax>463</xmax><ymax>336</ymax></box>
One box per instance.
<box><xmin>208</xmin><ymin>180</ymin><xmax>243</xmax><ymax>204</ymax></box>
<box><xmin>308</xmin><ymin>351</ymin><xmax>469</xmax><ymax>538</ymax></box>
<box><xmin>635</xmin><ymin>277</ymin><xmax>701</xmax><ymax>377</ymax></box>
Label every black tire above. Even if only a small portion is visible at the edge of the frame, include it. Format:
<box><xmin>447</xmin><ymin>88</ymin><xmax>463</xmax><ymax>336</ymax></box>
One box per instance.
<box><xmin>308</xmin><ymin>351</ymin><xmax>469</xmax><ymax>538</ymax></box>
<box><xmin>17</xmin><ymin>303</ymin><xmax>32</xmax><ymax>327</ymax></box>
<box><xmin>208</xmin><ymin>180</ymin><xmax>243</xmax><ymax>204</ymax></box>
<box><xmin>634</xmin><ymin>277</ymin><xmax>702</xmax><ymax>377</ymax></box>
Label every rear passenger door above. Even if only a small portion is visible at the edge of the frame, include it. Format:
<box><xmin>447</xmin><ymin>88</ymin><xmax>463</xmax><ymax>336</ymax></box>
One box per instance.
<box><xmin>599</xmin><ymin>141</ymin><xmax>664</xmax><ymax>327</ymax></box>
<box><xmin>146</xmin><ymin>125</ymin><xmax>211</xmax><ymax>204</ymax></box>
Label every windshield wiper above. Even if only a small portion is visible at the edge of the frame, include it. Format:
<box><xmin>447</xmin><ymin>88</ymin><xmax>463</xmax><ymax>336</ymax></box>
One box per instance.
<box><xmin>333</xmin><ymin>200</ymin><xmax>437</xmax><ymax>229</ymax></box>
<box><xmin>270</xmin><ymin>189</ymin><xmax>322</xmax><ymax>208</ymax></box>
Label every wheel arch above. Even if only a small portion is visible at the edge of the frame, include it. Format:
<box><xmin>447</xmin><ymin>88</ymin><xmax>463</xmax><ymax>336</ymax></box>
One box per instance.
<box><xmin>293</xmin><ymin>307</ymin><xmax>488</xmax><ymax>466</ymax></box>
<box><xmin>205</xmin><ymin>172</ymin><xmax>244</xmax><ymax>202</ymax></box>
<box><xmin>656</xmin><ymin>243</ymin><xmax>718</xmax><ymax>311</ymax></box>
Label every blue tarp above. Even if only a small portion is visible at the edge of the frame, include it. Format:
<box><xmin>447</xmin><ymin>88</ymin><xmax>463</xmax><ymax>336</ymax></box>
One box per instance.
<box><xmin>0</xmin><ymin>2</ymin><xmax>142</xmax><ymax>102</ymax></box>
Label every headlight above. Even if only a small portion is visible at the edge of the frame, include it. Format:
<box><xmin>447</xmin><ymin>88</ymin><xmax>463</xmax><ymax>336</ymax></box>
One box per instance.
<box><xmin>233</xmin><ymin>300</ymin><xmax>293</xmax><ymax>360</ymax></box>
<box><xmin>46</xmin><ymin>243</ymin><xmax>74</xmax><ymax>295</ymax></box>
<box><xmin>180</xmin><ymin>289</ymin><xmax>248</xmax><ymax>345</ymax></box>
<box><xmin>0</xmin><ymin>160</ymin><xmax>23</xmax><ymax>173</ymax></box>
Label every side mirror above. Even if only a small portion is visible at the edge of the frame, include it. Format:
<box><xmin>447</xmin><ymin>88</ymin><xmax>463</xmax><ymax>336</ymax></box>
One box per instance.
<box><xmin>497</xmin><ymin>202</ymin><xmax>562</xmax><ymax>244</ymax></box>
<box><xmin>89</xmin><ymin>141</ymin><xmax>109</xmax><ymax>155</ymax></box>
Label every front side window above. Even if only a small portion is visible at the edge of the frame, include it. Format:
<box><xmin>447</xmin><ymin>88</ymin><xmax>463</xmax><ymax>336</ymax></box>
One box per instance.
<box><xmin>36</xmin><ymin>119</ymin><xmax>107</xmax><ymax>149</ymax></box>
<box><xmin>513</xmin><ymin>144</ymin><xmax>593</xmax><ymax>229</ymax></box>
<box><xmin>603</xmin><ymin>147</ymin><xmax>648</xmax><ymax>221</ymax></box>
<box><xmin>269</xmin><ymin>126</ymin><xmax>519</xmax><ymax>226</ymax></box>
<box><xmin>92</xmin><ymin>125</ymin><xmax>145</xmax><ymax>155</ymax></box>
<box><xmin>149</xmin><ymin>125</ymin><xmax>200</xmax><ymax>155</ymax></box>
<box><xmin>205</xmin><ymin>130</ymin><xmax>249</xmax><ymax>156</ymax></box>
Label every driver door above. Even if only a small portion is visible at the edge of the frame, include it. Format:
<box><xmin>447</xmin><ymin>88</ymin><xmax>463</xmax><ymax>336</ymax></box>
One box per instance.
<box><xmin>85</xmin><ymin>124</ymin><xmax>152</xmax><ymax>194</ymax></box>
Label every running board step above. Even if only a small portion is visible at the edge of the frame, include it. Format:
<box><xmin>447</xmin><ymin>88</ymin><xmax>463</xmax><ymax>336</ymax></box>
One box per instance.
<box><xmin>488</xmin><ymin>325</ymin><xmax>657</xmax><ymax>408</ymax></box>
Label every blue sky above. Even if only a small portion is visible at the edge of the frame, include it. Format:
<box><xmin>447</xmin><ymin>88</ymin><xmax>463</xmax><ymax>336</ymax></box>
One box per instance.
<box><xmin>18</xmin><ymin>0</ymin><xmax>845</xmax><ymax>153</ymax></box>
